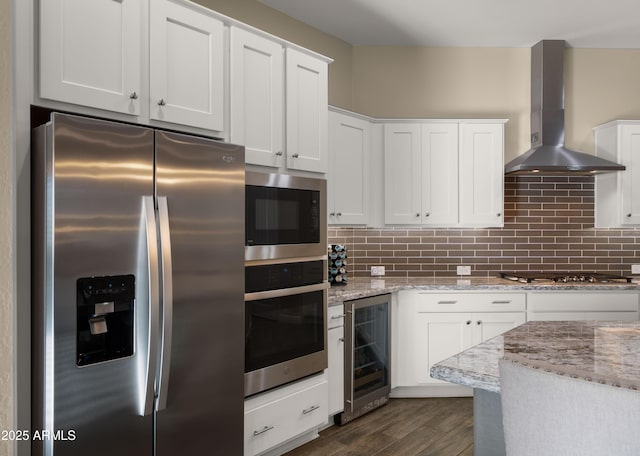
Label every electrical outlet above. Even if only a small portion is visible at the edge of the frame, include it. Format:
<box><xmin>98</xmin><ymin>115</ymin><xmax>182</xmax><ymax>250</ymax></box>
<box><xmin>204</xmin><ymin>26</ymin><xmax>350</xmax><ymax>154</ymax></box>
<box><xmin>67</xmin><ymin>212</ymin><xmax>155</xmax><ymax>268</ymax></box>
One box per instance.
<box><xmin>632</xmin><ymin>265</ymin><xmax>640</xmax><ymax>275</ymax></box>
<box><xmin>457</xmin><ymin>265</ymin><xmax>471</xmax><ymax>276</ymax></box>
<box><xmin>371</xmin><ymin>266</ymin><xmax>385</xmax><ymax>276</ymax></box>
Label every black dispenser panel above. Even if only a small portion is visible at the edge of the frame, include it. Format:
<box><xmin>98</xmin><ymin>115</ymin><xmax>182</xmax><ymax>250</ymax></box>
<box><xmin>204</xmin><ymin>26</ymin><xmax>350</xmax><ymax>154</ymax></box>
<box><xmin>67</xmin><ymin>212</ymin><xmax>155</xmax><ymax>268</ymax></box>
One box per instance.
<box><xmin>76</xmin><ymin>274</ymin><xmax>135</xmax><ymax>366</ymax></box>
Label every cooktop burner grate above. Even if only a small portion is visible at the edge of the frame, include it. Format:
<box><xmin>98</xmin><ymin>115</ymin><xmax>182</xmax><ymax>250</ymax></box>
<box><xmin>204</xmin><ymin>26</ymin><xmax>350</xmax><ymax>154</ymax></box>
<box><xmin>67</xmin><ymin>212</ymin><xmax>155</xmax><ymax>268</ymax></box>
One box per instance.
<box><xmin>499</xmin><ymin>272</ymin><xmax>633</xmax><ymax>284</ymax></box>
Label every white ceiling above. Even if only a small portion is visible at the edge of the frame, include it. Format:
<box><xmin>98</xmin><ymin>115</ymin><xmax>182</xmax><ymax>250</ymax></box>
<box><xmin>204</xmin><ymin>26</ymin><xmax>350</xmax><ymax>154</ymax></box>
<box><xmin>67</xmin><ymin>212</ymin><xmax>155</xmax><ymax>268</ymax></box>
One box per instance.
<box><xmin>258</xmin><ymin>0</ymin><xmax>640</xmax><ymax>48</ymax></box>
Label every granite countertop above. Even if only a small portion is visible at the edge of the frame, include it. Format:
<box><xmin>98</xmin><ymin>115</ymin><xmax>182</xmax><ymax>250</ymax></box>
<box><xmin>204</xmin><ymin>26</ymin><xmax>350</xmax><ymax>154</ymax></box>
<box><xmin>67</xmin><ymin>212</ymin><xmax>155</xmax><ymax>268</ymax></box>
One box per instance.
<box><xmin>328</xmin><ymin>277</ymin><xmax>640</xmax><ymax>304</ymax></box>
<box><xmin>430</xmin><ymin>320</ymin><xmax>640</xmax><ymax>393</ymax></box>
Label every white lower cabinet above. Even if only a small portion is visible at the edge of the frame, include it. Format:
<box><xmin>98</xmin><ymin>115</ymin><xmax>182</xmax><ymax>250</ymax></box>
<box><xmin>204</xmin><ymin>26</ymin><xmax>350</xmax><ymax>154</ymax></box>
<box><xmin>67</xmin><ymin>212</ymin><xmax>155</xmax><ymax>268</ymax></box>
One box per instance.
<box><xmin>394</xmin><ymin>291</ymin><xmax>525</xmax><ymax>392</ymax></box>
<box><xmin>327</xmin><ymin>305</ymin><xmax>345</xmax><ymax>416</ymax></box>
<box><xmin>244</xmin><ymin>373</ymin><xmax>328</xmax><ymax>456</ymax></box>
<box><xmin>527</xmin><ymin>291</ymin><xmax>640</xmax><ymax>321</ymax></box>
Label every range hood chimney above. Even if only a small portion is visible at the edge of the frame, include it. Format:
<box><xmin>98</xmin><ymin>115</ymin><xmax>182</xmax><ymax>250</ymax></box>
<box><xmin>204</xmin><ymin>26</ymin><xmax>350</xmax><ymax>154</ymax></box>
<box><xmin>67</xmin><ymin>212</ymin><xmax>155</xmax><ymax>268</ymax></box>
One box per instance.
<box><xmin>504</xmin><ymin>40</ymin><xmax>625</xmax><ymax>175</ymax></box>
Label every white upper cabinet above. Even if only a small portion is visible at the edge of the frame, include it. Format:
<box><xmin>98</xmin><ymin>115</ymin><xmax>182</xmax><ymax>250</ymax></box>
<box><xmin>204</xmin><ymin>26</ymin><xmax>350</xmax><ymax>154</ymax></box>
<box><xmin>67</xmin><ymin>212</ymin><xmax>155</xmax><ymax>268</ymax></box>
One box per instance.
<box><xmin>150</xmin><ymin>0</ymin><xmax>224</xmax><ymax>131</ymax></box>
<box><xmin>230</xmin><ymin>27</ymin><xmax>284</xmax><ymax>168</ymax></box>
<box><xmin>384</xmin><ymin>124</ymin><xmax>422</xmax><ymax>224</ymax></box>
<box><xmin>40</xmin><ymin>0</ymin><xmax>143</xmax><ymax>115</ymax></box>
<box><xmin>459</xmin><ymin>123</ymin><xmax>504</xmax><ymax>227</ymax></box>
<box><xmin>421</xmin><ymin>124</ymin><xmax>459</xmax><ymax>226</ymax></box>
<box><xmin>384</xmin><ymin>120</ymin><xmax>505</xmax><ymax>227</ymax></box>
<box><xmin>328</xmin><ymin>108</ymin><xmax>371</xmax><ymax>225</ymax></box>
<box><xmin>286</xmin><ymin>48</ymin><xmax>329</xmax><ymax>173</ymax></box>
<box><xmin>594</xmin><ymin>121</ymin><xmax>640</xmax><ymax>227</ymax></box>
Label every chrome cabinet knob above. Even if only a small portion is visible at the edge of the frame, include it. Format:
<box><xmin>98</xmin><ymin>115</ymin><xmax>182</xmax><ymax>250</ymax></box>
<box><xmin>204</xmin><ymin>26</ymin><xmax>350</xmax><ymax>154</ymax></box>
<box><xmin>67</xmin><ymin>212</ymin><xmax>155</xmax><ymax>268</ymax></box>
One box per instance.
<box><xmin>129</xmin><ymin>91</ymin><xmax>138</xmax><ymax>100</ymax></box>
<box><xmin>158</xmin><ymin>99</ymin><xmax>166</xmax><ymax>106</ymax></box>
<box><xmin>292</xmin><ymin>153</ymin><xmax>299</xmax><ymax>158</ymax></box>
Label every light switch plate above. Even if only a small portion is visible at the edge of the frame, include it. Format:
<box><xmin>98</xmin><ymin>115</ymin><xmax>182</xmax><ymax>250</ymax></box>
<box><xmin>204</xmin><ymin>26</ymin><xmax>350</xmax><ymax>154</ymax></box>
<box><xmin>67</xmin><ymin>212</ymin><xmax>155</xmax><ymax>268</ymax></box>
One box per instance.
<box><xmin>632</xmin><ymin>265</ymin><xmax>640</xmax><ymax>274</ymax></box>
<box><xmin>457</xmin><ymin>265</ymin><xmax>471</xmax><ymax>276</ymax></box>
<box><xmin>371</xmin><ymin>266</ymin><xmax>385</xmax><ymax>276</ymax></box>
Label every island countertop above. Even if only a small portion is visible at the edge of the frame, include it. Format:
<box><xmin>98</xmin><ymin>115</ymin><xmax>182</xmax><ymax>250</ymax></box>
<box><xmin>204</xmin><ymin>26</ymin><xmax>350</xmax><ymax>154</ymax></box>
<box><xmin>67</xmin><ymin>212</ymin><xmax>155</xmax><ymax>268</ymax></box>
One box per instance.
<box><xmin>430</xmin><ymin>320</ymin><xmax>640</xmax><ymax>393</ymax></box>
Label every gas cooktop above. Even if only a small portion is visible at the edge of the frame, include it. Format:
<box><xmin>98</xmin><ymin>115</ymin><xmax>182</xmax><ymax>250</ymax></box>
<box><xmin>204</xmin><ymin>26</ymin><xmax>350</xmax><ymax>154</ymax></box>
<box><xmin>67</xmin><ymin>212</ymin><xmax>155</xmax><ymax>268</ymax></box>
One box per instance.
<box><xmin>499</xmin><ymin>272</ymin><xmax>633</xmax><ymax>284</ymax></box>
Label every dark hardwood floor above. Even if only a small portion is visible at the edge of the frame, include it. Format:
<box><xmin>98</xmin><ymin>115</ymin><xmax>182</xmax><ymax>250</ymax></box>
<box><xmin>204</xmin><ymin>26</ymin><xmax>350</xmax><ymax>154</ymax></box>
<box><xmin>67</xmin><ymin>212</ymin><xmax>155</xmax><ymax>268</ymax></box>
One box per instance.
<box><xmin>285</xmin><ymin>397</ymin><xmax>474</xmax><ymax>456</ymax></box>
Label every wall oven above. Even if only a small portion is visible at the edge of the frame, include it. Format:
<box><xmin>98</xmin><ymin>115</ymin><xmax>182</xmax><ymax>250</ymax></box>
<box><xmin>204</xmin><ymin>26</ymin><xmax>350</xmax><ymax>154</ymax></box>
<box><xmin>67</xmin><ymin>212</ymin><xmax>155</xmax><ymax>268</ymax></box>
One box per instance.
<box><xmin>245</xmin><ymin>171</ymin><xmax>327</xmax><ymax>262</ymax></box>
<box><xmin>244</xmin><ymin>259</ymin><xmax>329</xmax><ymax>397</ymax></box>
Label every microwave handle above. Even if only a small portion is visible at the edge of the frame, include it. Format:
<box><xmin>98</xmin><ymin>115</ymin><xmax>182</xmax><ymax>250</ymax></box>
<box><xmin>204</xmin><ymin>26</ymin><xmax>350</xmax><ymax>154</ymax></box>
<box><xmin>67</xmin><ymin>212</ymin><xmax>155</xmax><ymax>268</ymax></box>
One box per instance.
<box><xmin>244</xmin><ymin>282</ymin><xmax>329</xmax><ymax>302</ymax></box>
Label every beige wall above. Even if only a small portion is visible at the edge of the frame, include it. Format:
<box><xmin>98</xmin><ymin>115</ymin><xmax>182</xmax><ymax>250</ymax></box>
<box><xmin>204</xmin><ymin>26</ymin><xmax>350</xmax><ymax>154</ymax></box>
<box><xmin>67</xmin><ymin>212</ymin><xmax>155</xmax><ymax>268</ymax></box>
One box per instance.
<box><xmin>194</xmin><ymin>0</ymin><xmax>354</xmax><ymax>109</ymax></box>
<box><xmin>0</xmin><ymin>0</ymin><xmax>14</xmax><ymax>453</ymax></box>
<box><xmin>351</xmin><ymin>46</ymin><xmax>531</xmax><ymax>160</ymax></box>
<box><xmin>194</xmin><ymin>1</ymin><xmax>640</xmax><ymax>163</ymax></box>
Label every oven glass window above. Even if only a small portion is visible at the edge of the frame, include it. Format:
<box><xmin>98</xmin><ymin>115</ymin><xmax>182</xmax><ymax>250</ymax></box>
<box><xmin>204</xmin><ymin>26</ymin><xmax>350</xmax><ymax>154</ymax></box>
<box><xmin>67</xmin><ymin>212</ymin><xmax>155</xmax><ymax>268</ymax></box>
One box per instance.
<box><xmin>246</xmin><ymin>185</ymin><xmax>320</xmax><ymax>246</ymax></box>
<box><xmin>245</xmin><ymin>290</ymin><xmax>324</xmax><ymax>373</ymax></box>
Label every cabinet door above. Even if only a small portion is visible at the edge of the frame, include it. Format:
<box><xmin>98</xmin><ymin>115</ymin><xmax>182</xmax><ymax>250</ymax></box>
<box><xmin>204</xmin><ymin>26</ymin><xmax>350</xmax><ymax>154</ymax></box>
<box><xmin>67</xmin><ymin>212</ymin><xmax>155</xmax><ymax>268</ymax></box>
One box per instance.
<box><xmin>230</xmin><ymin>27</ymin><xmax>284</xmax><ymax>167</ymax></box>
<box><xmin>621</xmin><ymin>125</ymin><xmax>640</xmax><ymax>224</ymax></box>
<box><xmin>40</xmin><ymin>0</ymin><xmax>143</xmax><ymax>115</ymax></box>
<box><xmin>150</xmin><ymin>0</ymin><xmax>224</xmax><ymax>131</ymax></box>
<box><xmin>459</xmin><ymin>123</ymin><xmax>504</xmax><ymax>227</ymax></box>
<box><xmin>421</xmin><ymin>124</ymin><xmax>459</xmax><ymax>226</ymax></box>
<box><xmin>328</xmin><ymin>111</ymin><xmax>371</xmax><ymax>225</ymax></box>
<box><xmin>384</xmin><ymin>124</ymin><xmax>422</xmax><ymax>224</ymax></box>
<box><xmin>286</xmin><ymin>48</ymin><xmax>328</xmax><ymax>173</ymax></box>
<box><xmin>415</xmin><ymin>313</ymin><xmax>473</xmax><ymax>385</ymax></box>
<box><xmin>327</xmin><ymin>325</ymin><xmax>344</xmax><ymax>416</ymax></box>
<box><xmin>472</xmin><ymin>312</ymin><xmax>525</xmax><ymax>345</ymax></box>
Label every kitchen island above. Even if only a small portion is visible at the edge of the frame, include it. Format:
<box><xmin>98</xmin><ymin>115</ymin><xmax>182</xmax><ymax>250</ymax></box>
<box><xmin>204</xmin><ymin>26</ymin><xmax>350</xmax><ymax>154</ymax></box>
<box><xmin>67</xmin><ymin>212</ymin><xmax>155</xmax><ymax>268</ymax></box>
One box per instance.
<box><xmin>430</xmin><ymin>320</ymin><xmax>640</xmax><ymax>456</ymax></box>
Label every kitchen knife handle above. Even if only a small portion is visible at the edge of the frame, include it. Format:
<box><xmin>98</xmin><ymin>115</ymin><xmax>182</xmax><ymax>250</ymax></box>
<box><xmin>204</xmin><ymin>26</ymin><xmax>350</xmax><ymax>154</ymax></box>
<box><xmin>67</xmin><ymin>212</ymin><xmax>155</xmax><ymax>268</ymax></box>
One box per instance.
<box><xmin>156</xmin><ymin>196</ymin><xmax>174</xmax><ymax>412</ymax></box>
<box><xmin>140</xmin><ymin>196</ymin><xmax>160</xmax><ymax>416</ymax></box>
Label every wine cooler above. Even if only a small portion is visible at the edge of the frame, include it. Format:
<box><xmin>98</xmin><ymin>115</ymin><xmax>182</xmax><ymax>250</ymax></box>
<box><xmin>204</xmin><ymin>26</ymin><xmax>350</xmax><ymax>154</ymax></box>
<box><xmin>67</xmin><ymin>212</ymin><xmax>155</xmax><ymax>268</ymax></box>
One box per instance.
<box><xmin>335</xmin><ymin>293</ymin><xmax>391</xmax><ymax>425</ymax></box>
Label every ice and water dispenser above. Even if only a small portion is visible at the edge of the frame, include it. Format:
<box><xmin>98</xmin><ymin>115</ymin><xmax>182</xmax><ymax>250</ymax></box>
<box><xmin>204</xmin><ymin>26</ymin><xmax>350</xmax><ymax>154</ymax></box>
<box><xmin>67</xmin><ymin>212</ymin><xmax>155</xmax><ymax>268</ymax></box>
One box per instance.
<box><xmin>76</xmin><ymin>274</ymin><xmax>135</xmax><ymax>366</ymax></box>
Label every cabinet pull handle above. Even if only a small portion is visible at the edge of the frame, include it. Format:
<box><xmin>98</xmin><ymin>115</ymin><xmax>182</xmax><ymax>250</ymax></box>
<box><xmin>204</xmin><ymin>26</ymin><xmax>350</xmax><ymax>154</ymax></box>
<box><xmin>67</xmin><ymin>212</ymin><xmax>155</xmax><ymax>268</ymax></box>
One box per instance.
<box><xmin>425</xmin><ymin>213</ymin><xmax>430</xmax><ymax>217</ymax></box>
<box><xmin>627</xmin><ymin>213</ymin><xmax>632</xmax><ymax>217</ymax></box>
<box><xmin>416</xmin><ymin>213</ymin><xmax>420</xmax><ymax>217</ymax></box>
<box><xmin>497</xmin><ymin>213</ymin><xmax>502</xmax><ymax>217</ymax></box>
<box><xmin>336</xmin><ymin>212</ymin><xmax>342</xmax><ymax>216</ymax></box>
<box><xmin>331</xmin><ymin>314</ymin><xmax>346</xmax><ymax>319</ymax></box>
<box><xmin>492</xmin><ymin>300</ymin><xmax>512</xmax><ymax>304</ymax></box>
<box><xmin>339</xmin><ymin>337</ymin><xmax>344</xmax><ymax>342</ymax></box>
<box><xmin>302</xmin><ymin>405</ymin><xmax>320</xmax><ymax>415</ymax></box>
<box><xmin>437</xmin><ymin>300</ymin><xmax>458</xmax><ymax>305</ymax></box>
<box><xmin>253</xmin><ymin>425</ymin><xmax>274</xmax><ymax>436</ymax></box>
<box><xmin>158</xmin><ymin>98</ymin><xmax>166</xmax><ymax>106</ymax></box>
<box><xmin>275</xmin><ymin>151</ymin><xmax>283</xmax><ymax>156</ymax></box>
<box><xmin>466</xmin><ymin>320</ymin><xmax>472</xmax><ymax>325</ymax></box>
<box><xmin>129</xmin><ymin>91</ymin><xmax>138</xmax><ymax>100</ymax></box>
<box><xmin>477</xmin><ymin>320</ymin><xmax>482</xmax><ymax>325</ymax></box>
<box><xmin>292</xmin><ymin>153</ymin><xmax>299</xmax><ymax>158</ymax></box>
<box><xmin>330</xmin><ymin>212</ymin><xmax>335</xmax><ymax>216</ymax></box>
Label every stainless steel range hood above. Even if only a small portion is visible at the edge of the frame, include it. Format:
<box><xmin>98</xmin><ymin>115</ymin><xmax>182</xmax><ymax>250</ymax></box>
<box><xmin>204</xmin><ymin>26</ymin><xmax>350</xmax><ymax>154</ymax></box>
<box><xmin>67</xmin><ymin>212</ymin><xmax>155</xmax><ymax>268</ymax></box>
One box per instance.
<box><xmin>504</xmin><ymin>40</ymin><xmax>625</xmax><ymax>175</ymax></box>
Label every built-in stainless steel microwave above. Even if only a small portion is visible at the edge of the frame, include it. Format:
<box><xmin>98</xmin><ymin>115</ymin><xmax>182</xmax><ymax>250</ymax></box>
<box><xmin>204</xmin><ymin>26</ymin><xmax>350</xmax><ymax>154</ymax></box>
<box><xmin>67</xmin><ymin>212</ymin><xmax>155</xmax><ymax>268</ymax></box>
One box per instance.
<box><xmin>245</xmin><ymin>171</ymin><xmax>327</xmax><ymax>262</ymax></box>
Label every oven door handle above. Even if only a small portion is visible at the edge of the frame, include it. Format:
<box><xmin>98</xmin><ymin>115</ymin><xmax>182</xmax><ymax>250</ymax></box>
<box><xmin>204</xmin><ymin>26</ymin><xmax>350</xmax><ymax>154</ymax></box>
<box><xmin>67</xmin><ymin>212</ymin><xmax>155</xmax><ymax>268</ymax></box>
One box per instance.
<box><xmin>244</xmin><ymin>282</ymin><xmax>329</xmax><ymax>301</ymax></box>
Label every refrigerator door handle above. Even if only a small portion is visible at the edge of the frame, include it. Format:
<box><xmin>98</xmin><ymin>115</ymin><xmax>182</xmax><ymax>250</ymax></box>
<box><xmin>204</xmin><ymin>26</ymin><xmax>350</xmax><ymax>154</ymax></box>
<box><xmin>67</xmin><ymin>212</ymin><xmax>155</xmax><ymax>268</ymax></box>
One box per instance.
<box><xmin>156</xmin><ymin>196</ymin><xmax>174</xmax><ymax>411</ymax></box>
<box><xmin>140</xmin><ymin>196</ymin><xmax>161</xmax><ymax>416</ymax></box>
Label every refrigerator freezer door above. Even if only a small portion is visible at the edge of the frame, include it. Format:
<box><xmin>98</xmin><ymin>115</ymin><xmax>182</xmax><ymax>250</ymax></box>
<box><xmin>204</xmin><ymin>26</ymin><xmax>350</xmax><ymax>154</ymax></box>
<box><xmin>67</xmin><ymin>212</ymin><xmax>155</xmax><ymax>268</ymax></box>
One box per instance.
<box><xmin>154</xmin><ymin>131</ymin><xmax>245</xmax><ymax>455</ymax></box>
<box><xmin>32</xmin><ymin>113</ymin><xmax>155</xmax><ymax>455</ymax></box>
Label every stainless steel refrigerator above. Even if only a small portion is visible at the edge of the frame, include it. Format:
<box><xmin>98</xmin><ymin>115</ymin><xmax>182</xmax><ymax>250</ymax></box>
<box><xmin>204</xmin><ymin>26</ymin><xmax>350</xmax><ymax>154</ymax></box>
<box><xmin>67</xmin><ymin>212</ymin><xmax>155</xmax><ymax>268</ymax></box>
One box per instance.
<box><xmin>31</xmin><ymin>113</ymin><xmax>245</xmax><ymax>455</ymax></box>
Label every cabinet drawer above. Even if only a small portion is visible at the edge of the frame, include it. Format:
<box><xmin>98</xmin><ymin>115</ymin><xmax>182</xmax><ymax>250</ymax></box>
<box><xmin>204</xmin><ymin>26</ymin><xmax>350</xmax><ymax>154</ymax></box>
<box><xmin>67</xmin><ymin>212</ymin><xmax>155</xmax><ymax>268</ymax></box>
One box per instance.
<box><xmin>414</xmin><ymin>292</ymin><xmax>526</xmax><ymax>313</ymax></box>
<box><xmin>528</xmin><ymin>292</ymin><xmax>639</xmax><ymax>312</ymax></box>
<box><xmin>328</xmin><ymin>304</ymin><xmax>345</xmax><ymax>329</ymax></box>
<box><xmin>245</xmin><ymin>379</ymin><xmax>328</xmax><ymax>455</ymax></box>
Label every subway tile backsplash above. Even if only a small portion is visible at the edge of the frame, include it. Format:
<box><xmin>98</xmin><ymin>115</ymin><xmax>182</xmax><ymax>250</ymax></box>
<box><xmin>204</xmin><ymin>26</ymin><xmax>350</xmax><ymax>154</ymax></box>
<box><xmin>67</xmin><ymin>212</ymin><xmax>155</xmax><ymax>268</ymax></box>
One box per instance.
<box><xmin>328</xmin><ymin>176</ymin><xmax>640</xmax><ymax>278</ymax></box>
